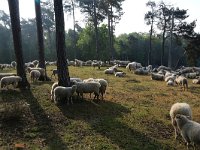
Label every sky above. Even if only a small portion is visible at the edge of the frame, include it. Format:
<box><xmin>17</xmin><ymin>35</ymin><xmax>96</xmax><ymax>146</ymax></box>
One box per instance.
<box><xmin>0</xmin><ymin>0</ymin><xmax>200</xmax><ymax>36</ymax></box>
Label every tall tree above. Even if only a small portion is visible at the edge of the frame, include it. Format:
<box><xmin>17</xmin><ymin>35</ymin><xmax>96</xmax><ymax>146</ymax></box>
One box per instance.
<box><xmin>54</xmin><ymin>0</ymin><xmax>70</xmax><ymax>87</ymax></box>
<box><xmin>35</xmin><ymin>0</ymin><xmax>45</xmax><ymax>69</ymax></box>
<box><xmin>157</xmin><ymin>2</ymin><xmax>171</xmax><ymax>65</ymax></box>
<box><xmin>99</xmin><ymin>0</ymin><xmax>124</xmax><ymax>60</ymax></box>
<box><xmin>77</xmin><ymin>0</ymin><xmax>105</xmax><ymax>60</ymax></box>
<box><xmin>145</xmin><ymin>0</ymin><xmax>157</xmax><ymax>65</ymax></box>
<box><xmin>7</xmin><ymin>0</ymin><xmax>30</xmax><ymax>89</ymax></box>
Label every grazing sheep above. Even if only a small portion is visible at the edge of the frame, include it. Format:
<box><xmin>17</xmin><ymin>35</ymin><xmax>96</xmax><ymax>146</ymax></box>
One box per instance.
<box><xmin>126</xmin><ymin>62</ymin><xmax>142</xmax><ymax>71</ymax></box>
<box><xmin>11</xmin><ymin>61</ymin><xmax>17</xmax><ymax>68</ymax></box>
<box><xmin>151</xmin><ymin>73</ymin><xmax>164</xmax><ymax>81</ymax></box>
<box><xmin>74</xmin><ymin>81</ymin><xmax>101</xmax><ymax>100</ymax></box>
<box><xmin>30</xmin><ymin>70</ymin><xmax>41</xmax><ymax>82</ymax></box>
<box><xmin>27</xmin><ymin>67</ymin><xmax>45</xmax><ymax>77</ymax></box>
<box><xmin>83</xmin><ymin>78</ymin><xmax>108</xmax><ymax>100</ymax></box>
<box><xmin>0</xmin><ymin>73</ymin><xmax>16</xmax><ymax>80</ymax></box>
<box><xmin>91</xmin><ymin>62</ymin><xmax>101</xmax><ymax>69</ymax></box>
<box><xmin>169</xmin><ymin>102</ymin><xmax>192</xmax><ymax>140</ymax></box>
<box><xmin>50</xmin><ymin>82</ymin><xmax>58</xmax><ymax>101</ymax></box>
<box><xmin>51</xmin><ymin>69</ymin><xmax>58</xmax><ymax>79</ymax></box>
<box><xmin>115</xmin><ymin>72</ymin><xmax>126</xmax><ymax>77</ymax></box>
<box><xmin>175</xmin><ymin>75</ymin><xmax>188</xmax><ymax>91</ymax></box>
<box><xmin>175</xmin><ymin>114</ymin><xmax>200</xmax><ymax>149</ymax></box>
<box><xmin>0</xmin><ymin>76</ymin><xmax>22</xmax><ymax>89</ymax></box>
<box><xmin>53</xmin><ymin>85</ymin><xmax>77</xmax><ymax>104</ymax></box>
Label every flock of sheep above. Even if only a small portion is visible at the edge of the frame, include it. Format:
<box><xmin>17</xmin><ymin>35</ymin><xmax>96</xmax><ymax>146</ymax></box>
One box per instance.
<box><xmin>1</xmin><ymin>59</ymin><xmax>200</xmax><ymax>149</ymax></box>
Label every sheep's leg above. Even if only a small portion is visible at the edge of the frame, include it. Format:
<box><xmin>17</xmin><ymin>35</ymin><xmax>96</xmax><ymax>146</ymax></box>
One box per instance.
<box><xmin>70</xmin><ymin>97</ymin><xmax>73</xmax><ymax>104</ymax></box>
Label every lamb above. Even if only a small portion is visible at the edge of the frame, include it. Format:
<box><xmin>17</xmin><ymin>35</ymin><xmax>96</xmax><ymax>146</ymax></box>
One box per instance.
<box><xmin>0</xmin><ymin>76</ymin><xmax>22</xmax><ymax>89</ymax></box>
<box><xmin>53</xmin><ymin>85</ymin><xmax>77</xmax><ymax>104</ymax></box>
<box><xmin>151</xmin><ymin>73</ymin><xmax>164</xmax><ymax>81</ymax></box>
<box><xmin>169</xmin><ymin>102</ymin><xmax>192</xmax><ymax>140</ymax></box>
<box><xmin>175</xmin><ymin>75</ymin><xmax>188</xmax><ymax>91</ymax></box>
<box><xmin>185</xmin><ymin>72</ymin><xmax>198</xmax><ymax>79</ymax></box>
<box><xmin>115</xmin><ymin>72</ymin><xmax>126</xmax><ymax>77</ymax></box>
<box><xmin>83</xmin><ymin>78</ymin><xmax>108</xmax><ymax>100</ymax></box>
<box><xmin>50</xmin><ymin>82</ymin><xmax>58</xmax><ymax>101</ymax></box>
<box><xmin>30</xmin><ymin>70</ymin><xmax>41</xmax><ymax>82</ymax></box>
<box><xmin>165</xmin><ymin>74</ymin><xmax>176</xmax><ymax>82</ymax></box>
<box><xmin>74</xmin><ymin>81</ymin><xmax>101</xmax><ymax>100</ymax></box>
<box><xmin>175</xmin><ymin>114</ymin><xmax>200</xmax><ymax>149</ymax></box>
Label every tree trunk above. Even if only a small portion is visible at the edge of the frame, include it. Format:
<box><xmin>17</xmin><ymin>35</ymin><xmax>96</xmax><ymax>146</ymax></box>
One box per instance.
<box><xmin>93</xmin><ymin>0</ymin><xmax>99</xmax><ymax>60</ymax></box>
<box><xmin>71</xmin><ymin>0</ymin><xmax>76</xmax><ymax>59</ymax></box>
<box><xmin>108</xmin><ymin>6</ymin><xmax>112</xmax><ymax>60</ymax></box>
<box><xmin>8</xmin><ymin>0</ymin><xmax>30</xmax><ymax>89</ymax></box>
<box><xmin>161</xmin><ymin>28</ymin><xmax>166</xmax><ymax>66</ymax></box>
<box><xmin>35</xmin><ymin>0</ymin><xmax>49</xmax><ymax>81</ymax></box>
<box><xmin>35</xmin><ymin>0</ymin><xmax>45</xmax><ymax>69</ymax></box>
<box><xmin>168</xmin><ymin>10</ymin><xmax>174</xmax><ymax>68</ymax></box>
<box><xmin>54</xmin><ymin>0</ymin><xmax>70</xmax><ymax>87</ymax></box>
<box><xmin>148</xmin><ymin>20</ymin><xmax>153</xmax><ymax>65</ymax></box>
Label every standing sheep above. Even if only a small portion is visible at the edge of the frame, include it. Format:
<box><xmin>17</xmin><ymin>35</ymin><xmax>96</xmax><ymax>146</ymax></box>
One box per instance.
<box><xmin>169</xmin><ymin>102</ymin><xmax>192</xmax><ymax>140</ymax></box>
<box><xmin>83</xmin><ymin>78</ymin><xmax>108</xmax><ymax>100</ymax></box>
<box><xmin>175</xmin><ymin>114</ymin><xmax>200</xmax><ymax>149</ymax></box>
<box><xmin>74</xmin><ymin>81</ymin><xmax>101</xmax><ymax>100</ymax></box>
<box><xmin>50</xmin><ymin>82</ymin><xmax>58</xmax><ymax>101</ymax></box>
<box><xmin>30</xmin><ymin>70</ymin><xmax>41</xmax><ymax>82</ymax></box>
<box><xmin>0</xmin><ymin>76</ymin><xmax>22</xmax><ymax>89</ymax></box>
<box><xmin>53</xmin><ymin>85</ymin><xmax>77</xmax><ymax>104</ymax></box>
<box><xmin>175</xmin><ymin>75</ymin><xmax>188</xmax><ymax>91</ymax></box>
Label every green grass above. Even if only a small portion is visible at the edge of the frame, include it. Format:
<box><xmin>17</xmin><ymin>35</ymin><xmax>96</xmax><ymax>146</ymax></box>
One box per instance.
<box><xmin>0</xmin><ymin>66</ymin><xmax>200</xmax><ymax>149</ymax></box>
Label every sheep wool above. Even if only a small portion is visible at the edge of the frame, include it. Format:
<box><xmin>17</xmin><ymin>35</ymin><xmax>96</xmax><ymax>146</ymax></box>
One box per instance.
<box><xmin>169</xmin><ymin>102</ymin><xmax>192</xmax><ymax>140</ymax></box>
<box><xmin>175</xmin><ymin>114</ymin><xmax>200</xmax><ymax>149</ymax></box>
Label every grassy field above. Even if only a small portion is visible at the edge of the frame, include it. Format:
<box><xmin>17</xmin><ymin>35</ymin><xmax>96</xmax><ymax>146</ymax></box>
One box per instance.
<box><xmin>0</xmin><ymin>66</ymin><xmax>200</xmax><ymax>150</ymax></box>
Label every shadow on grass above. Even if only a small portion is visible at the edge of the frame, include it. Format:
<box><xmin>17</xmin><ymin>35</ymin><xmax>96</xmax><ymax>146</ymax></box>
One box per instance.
<box><xmin>0</xmin><ymin>89</ymin><xmax>68</xmax><ymax>150</ymax></box>
<box><xmin>58</xmin><ymin>100</ymin><xmax>173</xmax><ymax>150</ymax></box>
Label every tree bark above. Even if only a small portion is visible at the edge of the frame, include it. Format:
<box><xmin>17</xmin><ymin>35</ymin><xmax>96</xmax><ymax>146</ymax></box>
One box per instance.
<box><xmin>35</xmin><ymin>0</ymin><xmax>46</xmax><ymax>69</ymax></box>
<box><xmin>54</xmin><ymin>0</ymin><xmax>70</xmax><ymax>87</ymax></box>
<box><xmin>8</xmin><ymin>0</ymin><xmax>30</xmax><ymax>89</ymax></box>
<box><xmin>93</xmin><ymin>0</ymin><xmax>99</xmax><ymax>60</ymax></box>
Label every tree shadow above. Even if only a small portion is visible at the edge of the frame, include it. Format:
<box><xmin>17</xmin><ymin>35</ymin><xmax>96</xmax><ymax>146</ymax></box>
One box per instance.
<box><xmin>0</xmin><ymin>89</ymin><xmax>68</xmax><ymax>150</ymax></box>
<box><xmin>58</xmin><ymin>100</ymin><xmax>173</xmax><ymax>150</ymax></box>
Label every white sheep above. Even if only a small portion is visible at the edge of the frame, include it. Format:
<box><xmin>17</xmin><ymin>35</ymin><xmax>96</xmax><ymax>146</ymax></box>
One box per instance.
<box><xmin>192</xmin><ymin>78</ymin><xmax>200</xmax><ymax>84</ymax></box>
<box><xmin>0</xmin><ymin>73</ymin><xmax>16</xmax><ymax>80</ymax></box>
<box><xmin>126</xmin><ymin>62</ymin><xmax>142</xmax><ymax>71</ymax></box>
<box><xmin>27</xmin><ymin>67</ymin><xmax>45</xmax><ymax>77</ymax></box>
<box><xmin>30</xmin><ymin>70</ymin><xmax>41</xmax><ymax>82</ymax></box>
<box><xmin>83</xmin><ymin>78</ymin><xmax>108</xmax><ymax>100</ymax></box>
<box><xmin>166</xmin><ymin>79</ymin><xmax>174</xmax><ymax>86</ymax></box>
<box><xmin>53</xmin><ymin>85</ymin><xmax>77</xmax><ymax>104</ymax></box>
<box><xmin>74</xmin><ymin>81</ymin><xmax>101</xmax><ymax>100</ymax></box>
<box><xmin>175</xmin><ymin>75</ymin><xmax>188</xmax><ymax>91</ymax></box>
<box><xmin>104</xmin><ymin>68</ymin><xmax>116</xmax><ymax>74</ymax></box>
<box><xmin>50</xmin><ymin>82</ymin><xmax>58</xmax><ymax>101</ymax></box>
<box><xmin>0</xmin><ymin>76</ymin><xmax>22</xmax><ymax>89</ymax></box>
<box><xmin>175</xmin><ymin>114</ymin><xmax>200</xmax><ymax>149</ymax></box>
<box><xmin>115</xmin><ymin>72</ymin><xmax>126</xmax><ymax>77</ymax></box>
<box><xmin>169</xmin><ymin>102</ymin><xmax>192</xmax><ymax>140</ymax></box>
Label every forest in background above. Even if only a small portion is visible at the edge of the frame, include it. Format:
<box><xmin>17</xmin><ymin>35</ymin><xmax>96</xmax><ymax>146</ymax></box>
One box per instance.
<box><xmin>0</xmin><ymin>0</ymin><xmax>199</xmax><ymax>68</ymax></box>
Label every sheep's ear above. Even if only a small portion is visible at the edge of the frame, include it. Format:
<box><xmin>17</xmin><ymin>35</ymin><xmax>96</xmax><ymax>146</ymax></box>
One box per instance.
<box><xmin>186</xmin><ymin>115</ymin><xmax>191</xmax><ymax>119</ymax></box>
